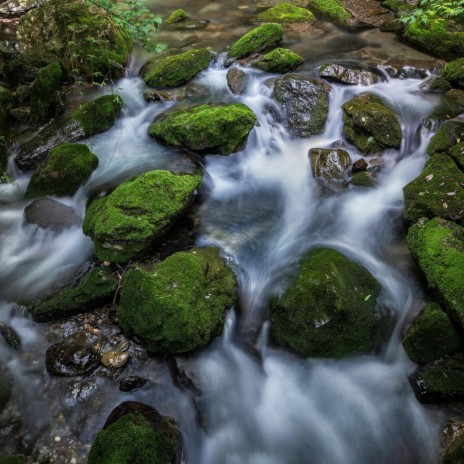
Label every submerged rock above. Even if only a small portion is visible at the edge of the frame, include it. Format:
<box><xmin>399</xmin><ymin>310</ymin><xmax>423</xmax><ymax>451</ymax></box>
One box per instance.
<box><xmin>309</xmin><ymin>147</ymin><xmax>352</xmax><ymax>186</ymax></box>
<box><xmin>270</xmin><ymin>248</ymin><xmax>381</xmax><ymax>358</ymax></box>
<box><xmin>82</xmin><ymin>170</ymin><xmax>202</xmax><ymax>263</ymax></box>
<box><xmin>148</xmin><ymin>103</ymin><xmax>256</xmax><ymax>155</ymax></box>
<box><xmin>319</xmin><ymin>63</ymin><xmax>380</xmax><ymax>86</ymax></box>
<box><xmin>24</xmin><ymin>197</ymin><xmax>80</xmax><ymax>231</ymax></box>
<box><xmin>255</xmin><ymin>3</ymin><xmax>316</xmax><ymax>23</ymax></box>
<box><xmin>273</xmin><ymin>74</ymin><xmax>329</xmax><ymax>137</ymax></box>
<box><xmin>252</xmin><ymin>48</ymin><xmax>303</xmax><ymax>73</ymax></box>
<box><xmin>45</xmin><ymin>343</ymin><xmax>100</xmax><ymax>376</ymax></box>
<box><xmin>164</xmin><ymin>8</ymin><xmax>209</xmax><ymax>30</ymax></box>
<box><xmin>226</xmin><ymin>68</ymin><xmax>246</xmax><ymax>95</ymax></box>
<box><xmin>228</xmin><ymin>23</ymin><xmax>283</xmax><ymax>59</ymax></box>
<box><xmin>118</xmin><ymin>247</ymin><xmax>236</xmax><ymax>354</ymax></box>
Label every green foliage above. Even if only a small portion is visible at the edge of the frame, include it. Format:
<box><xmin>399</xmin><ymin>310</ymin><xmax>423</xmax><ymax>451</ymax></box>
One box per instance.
<box><xmin>400</xmin><ymin>0</ymin><xmax>464</xmax><ymax>26</ymax></box>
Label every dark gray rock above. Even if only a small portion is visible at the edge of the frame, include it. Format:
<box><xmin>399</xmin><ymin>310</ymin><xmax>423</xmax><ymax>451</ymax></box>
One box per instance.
<box><xmin>45</xmin><ymin>343</ymin><xmax>100</xmax><ymax>377</ymax></box>
<box><xmin>0</xmin><ymin>323</ymin><xmax>20</xmax><ymax>349</ymax></box>
<box><xmin>24</xmin><ymin>198</ymin><xmax>80</xmax><ymax>231</ymax></box>
<box><xmin>119</xmin><ymin>376</ymin><xmax>148</xmax><ymax>392</ymax></box>
<box><xmin>227</xmin><ymin>68</ymin><xmax>246</xmax><ymax>95</ymax></box>
<box><xmin>319</xmin><ymin>63</ymin><xmax>381</xmax><ymax>86</ymax></box>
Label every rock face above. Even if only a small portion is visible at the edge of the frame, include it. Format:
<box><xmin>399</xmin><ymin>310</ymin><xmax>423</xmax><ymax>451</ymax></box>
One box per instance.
<box><xmin>87</xmin><ymin>402</ymin><xmax>181</xmax><ymax>464</ymax></box>
<box><xmin>82</xmin><ymin>170</ymin><xmax>202</xmax><ymax>263</ymax></box>
<box><xmin>45</xmin><ymin>343</ymin><xmax>100</xmax><ymax>376</ymax></box>
<box><xmin>24</xmin><ymin>198</ymin><xmax>81</xmax><ymax>231</ymax></box>
<box><xmin>442</xmin><ymin>58</ymin><xmax>464</xmax><ymax>89</ymax></box>
<box><xmin>319</xmin><ymin>63</ymin><xmax>380</xmax><ymax>86</ymax></box>
<box><xmin>148</xmin><ymin>103</ymin><xmax>257</xmax><ymax>155</ymax></box>
<box><xmin>309</xmin><ymin>148</ymin><xmax>352</xmax><ymax>186</ymax></box>
<box><xmin>30</xmin><ymin>268</ymin><xmax>119</xmax><ymax>322</ymax></box>
<box><xmin>15</xmin><ymin>94</ymin><xmax>124</xmax><ymax>171</ymax></box>
<box><xmin>427</xmin><ymin>120</ymin><xmax>464</xmax><ymax>156</ymax></box>
<box><xmin>228</xmin><ymin>23</ymin><xmax>283</xmax><ymax>59</ymax></box>
<box><xmin>118</xmin><ymin>247</ymin><xmax>236</xmax><ymax>354</ymax></box>
<box><xmin>252</xmin><ymin>48</ymin><xmax>303</xmax><ymax>73</ymax></box>
<box><xmin>407</xmin><ymin>218</ymin><xmax>464</xmax><ymax>331</ymax></box>
<box><xmin>141</xmin><ymin>49</ymin><xmax>211</xmax><ymax>88</ymax></box>
<box><xmin>273</xmin><ymin>74</ymin><xmax>329</xmax><ymax>137</ymax></box>
<box><xmin>270</xmin><ymin>248</ymin><xmax>381</xmax><ymax>358</ymax></box>
<box><xmin>25</xmin><ymin>143</ymin><xmax>99</xmax><ymax>199</ymax></box>
<box><xmin>255</xmin><ymin>3</ymin><xmax>316</xmax><ymax>23</ymax></box>
<box><xmin>342</xmin><ymin>94</ymin><xmax>402</xmax><ymax>155</ymax></box>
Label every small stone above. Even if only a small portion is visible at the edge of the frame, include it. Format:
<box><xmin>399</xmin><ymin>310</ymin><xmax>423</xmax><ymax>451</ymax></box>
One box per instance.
<box><xmin>0</xmin><ymin>323</ymin><xmax>21</xmax><ymax>349</ymax></box>
<box><xmin>101</xmin><ymin>350</ymin><xmax>129</xmax><ymax>369</ymax></box>
<box><xmin>226</xmin><ymin>68</ymin><xmax>246</xmax><ymax>95</ymax></box>
<box><xmin>119</xmin><ymin>376</ymin><xmax>148</xmax><ymax>392</ymax></box>
<box><xmin>352</xmin><ymin>158</ymin><xmax>368</xmax><ymax>173</ymax></box>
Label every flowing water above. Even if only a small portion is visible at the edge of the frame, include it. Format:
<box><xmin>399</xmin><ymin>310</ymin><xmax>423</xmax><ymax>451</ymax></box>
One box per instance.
<box><xmin>0</xmin><ymin>1</ymin><xmax>452</xmax><ymax>462</ymax></box>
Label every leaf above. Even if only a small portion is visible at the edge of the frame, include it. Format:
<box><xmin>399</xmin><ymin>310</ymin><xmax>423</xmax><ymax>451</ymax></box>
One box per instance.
<box><xmin>425</xmin><ymin>174</ymin><xmax>434</xmax><ymax>181</ymax></box>
<box><xmin>447</xmin><ymin>192</ymin><xmax>456</xmax><ymax>196</ymax></box>
<box><xmin>364</xmin><ymin>295</ymin><xmax>371</xmax><ymax>301</ymax></box>
<box><xmin>443</xmin><ymin>202</ymin><xmax>448</xmax><ymax>209</ymax></box>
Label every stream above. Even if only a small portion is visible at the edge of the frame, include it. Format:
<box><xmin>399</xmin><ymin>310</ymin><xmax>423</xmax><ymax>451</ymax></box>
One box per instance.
<box><xmin>0</xmin><ymin>0</ymin><xmax>452</xmax><ymax>462</ymax></box>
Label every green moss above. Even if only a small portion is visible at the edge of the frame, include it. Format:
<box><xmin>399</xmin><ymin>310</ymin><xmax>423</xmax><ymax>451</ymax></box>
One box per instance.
<box><xmin>30</xmin><ymin>62</ymin><xmax>63</xmax><ymax>124</ymax></box>
<box><xmin>306</xmin><ymin>0</ymin><xmax>351</xmax><ymax>27</ymax></box>
<box><xmin>0</xmin><ymin>456</ymin><xmax>26</xmax><ymax>464</ymax></box>
<box><xmin>31</xmin><ymin>268</ymin><xmax>119</xmax><ymax>322</ymax></box>
<box><xmin>444</xmin><ymin>428</ymin><xmax>464</xmax><ymax>463</ymax></box>
<box><xmin>88</xmin><ymin>413</ymin><xmax>176</xmax><ymax>464</ymax></box>
<box><xmin>25</xmin><ymin>143</ymin><xmax>99</xmax><ymax>199</ymax></box>
<box><xmin>403</xmin><ymin>153</ymin><xmax>464</xmax><ymax>226</ymax></box>
<box><xmin>427</xmin><ymin>120</ymin><xmax>464</xmax><ymax>156</ymax></box>
<box><xmin>442</xmin><ymin>58</ymin><xmax>464</xmax><ymax>90</ymax></box>
<box><xmin>118</xmin><ymin>247</ymin><xmax>236</xmax><ymax>354</ymax></box>
<box><xmin>83</xmin><ymin>170</ymin><xmax>202</xmax><ymax>263</ymax></box>
<box><xmin>255</xmin><ymin>3</ymin><xmax>316</xmax><ymax>23</ymax></box>
<box><xmin>450</xmin><ymin>142</ymin><xmax>464</xmax><ymax>171</ymax></box>
<box><xmin>228</xmin><ymin>23</ymin><xmax>284</xmax><ymax>59</ymax></box>
<box><xmin>73</xmin><ymin>94</ymin><xmax>124</xmax><ymax>137</ymax></box>
<box><xmin>142</xmin><ymin>49</ymin><xmax>211</xmax><ymax>88</ymax></box>
<box><xmin>351</xmin><ymin>171</ymin><xmax>375</xmax><ymax>187</ymax></box>
<box><xmin>403</xmin><ymin>302</ymin><xmax>461</xmax><ymax>364</ymax></box>
<box><xmin>423</xmin><ymin>76</ymin><xmax>452</xmax><ymax>93</ymax></box>
<box><xmin>149</xmin><ymin>103</ymin><xmax>256</xmax><ymax>155</ymax></box>
<box><xmin>252</xmin><ymin>48</ymin><xmax>303</xmax><ymax>73</ymax></box>
<box><xmin>425</xmin><ymin>89</ymin><xmax>464</xmax><ymax>124</ymax></box>
<box><xmin>407</xmin><ymin>218</ymin><xmax>464</xmax><ymax>330</ymax></box>
<box><xmin>165</xmin><ymin>8</ymin><xmax>188</xmax><ymax>25</ymax></box>
<box><xmin>270</xmin><ymin>248</ymin><xmax>381</xmax><ymax>359</ymax></box>
<box><xmin>342</xmin><ymin>94</ymin><xmax>402</xmax><ymax>155</ymax></box>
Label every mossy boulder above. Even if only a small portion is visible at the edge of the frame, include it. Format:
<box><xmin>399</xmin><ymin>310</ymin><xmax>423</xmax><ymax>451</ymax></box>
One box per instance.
<box><xmin>309</xmin><ymin>147</ymin><xmax>352</xmax><ymax>186</ymax></box>
<box><xmin>83</xmin><ymin>170</ymin><xmax>202</xmax><ymax>263</ymax></box>
<box><xmin>15</xmin><ymin>94</ymin><xmax>124</xmax><ymax>171</ymax></box>
<box><xmin>118</xmin><ymin>247</ymin><xmax>236</xmax><ymax>354</ymax></box>
<box><xmin>320</xmin><ymin>63</ymin><xmax>380</xmax><ymax>86</ymax></box>
<box><xmin>273</xmin><ymin>74</ymin><xmax>329</xmax><ymax>137</ymax></box>
<box><xmin>30</xmin><ymin>267</ymin><xmax>119</xmax><ymax>322</ymax></box>
<box><xmin>342</xmin><ymin>94</ymin><xmax>402</xmax><ymax>155</ymax></box>
<box><xmin>427</xmin><ymin>120</ymin><xmax>464</xmax><ymax>156</ymax></box>
<box><xmin>252</xmin><ymin>48</ymin><xmax>303</xmax><ymax>73</ymax></box>
<box><xmin>0</xmin><ymin>366</ymin><xmax>10</xmax><ymax>413</ymax></box>
<box><xmin>403</xmin><ymin>302</ymin><xmax>461</xmax><ymax>365</ymax></box>
<box><xmin>228</xmin><ymin>23</ymin><xmax>283</xmax><ymax>59</ymax></box>
<box><xmin>442</xmin><ymin>58</ymin><xmax>464</xmax><ymax>90</ymax></box>
<box><xmin>165</xmin><ymin>8</ymin><xmax>188</xmax><ymax>24</ymax></box>
<box><xmin>270</xmin><ymin>248</ymin><xmax>381</xmax><ymax>359</ymax></box>
<box><xmin>407</xmin><ymin>217</ymin><xmax>464</xmax><ymax>331</ymax></box>
<box><xmin>25</xmin><ymin>143</ymin><xmax>99</xmax><ymax>199</ymax></box>
<box><xmin>17</xmin><ymin>0</ymin><xmax>131</xmax><ymax>79</ymax></box>
<box><xmin>148</xmin><ymin>103</ymin><xmax>256</xmax><ymax>155</ymax></box>
<box><xmin>255</xmin><ymin>3</ymin><xmax>316</xmax><ymax>23</ymax></box>
<box><xmin>306</xmin><ymin>0</ymin><xmax>352</xmax><ymax>27</ymax></box>
<box><xmin>444</xmin><ymin>428</ymin><xmax>464</xmax><ymax>464</ymax></box>
<box><xmin>141</xmin><ymin>49</ymin><xmax>211</xmax><ymax>88</ymax></box>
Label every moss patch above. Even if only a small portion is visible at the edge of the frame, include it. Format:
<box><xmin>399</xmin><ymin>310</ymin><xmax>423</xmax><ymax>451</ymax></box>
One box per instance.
<box><xmin>252</xmin><ymin>48</ymin><xmax>303</xmax><ymax>73</ymax></box>
<box><xmin>228</xmin><ymin>23</ymin><xmax>283</xmax><ymax>59</ymax></box>
<box><xmin>118</xmin><ymin>247</ymin><xmax>236</xmax><ymax>354</ymax></box>
<box><xmin>306</xmin><ymin>0</ymin><xmax>352</xmax><ymax>27</ymax></box>
<box><xmin>255</xmin><ymin>3</ymin><xmax>316</xmax><ymax>23</ymax></box>
<box><xmin>351</xmin><ymin>171</ymin><xmax>375</xmax><ymax>187</ymax></box>
<box><xmin>449</xmin><ymin>142</ymin><xmax>464</xmax><ymax>171</ymax></box>
<box><xmin>428</xmin><ymin>120</ymin><xmax>464</xmax><ymax>156</ymax></box>
<box><xmin>442</xmin><ymin>58</ymin><xmax>464</xmax><ymax>90</ymax></box>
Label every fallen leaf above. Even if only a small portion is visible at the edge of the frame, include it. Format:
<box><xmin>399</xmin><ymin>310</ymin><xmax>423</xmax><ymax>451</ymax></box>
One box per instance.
<box><xmin>364</xmin><ymin>294</ymin><xmax>371</xmax><ymax>301</ymax></box>
<box><xmin>447</xmin><ymin>192</ymin><xmax>456</xmax><ymax>196</ymax></box>
<box><xmin>425</xmin><ymin>174</ymin><xmax>433</xmax><ymax>182</ymax></box>
<box><xmin>443</xmin><ymin>202</ymin><xmax>448</xmax><ymax>209</ymax></box>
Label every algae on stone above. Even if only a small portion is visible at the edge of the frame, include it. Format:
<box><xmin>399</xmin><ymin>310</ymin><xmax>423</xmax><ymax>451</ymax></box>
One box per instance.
<box><xmin>228</xmin><ymin>23</ymin><xmax>283</xmax><ymax>59</ymax></box>
<box><xmin>252</xmin><ymin>48</ymin><xmax>303</xmax><ymax>73</ymax></box>
<box><xmin>306</xmin><ymin>0</ymin><xmax>352</xmax><ymax>27</ymax></box>
<box><xmin>255</xmin><ymin>3</ymin><xmax>316</xmax><ymax>23</ymax></box>
<box><xmin>118</xmin><ymin>247</ymin><xmax>236</xmax><ymax>354</ymax></box>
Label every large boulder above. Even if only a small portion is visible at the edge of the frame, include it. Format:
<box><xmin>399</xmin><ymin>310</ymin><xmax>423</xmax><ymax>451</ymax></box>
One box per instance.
<box><xmin>15</xmin><ymin>94</ymin><xmax>124</xmax><ymax>171</ymax></box>
<box><xmin>227</xmin><ymin>23</ymin><xmax>283</xmax><ymax>59</ymax></box>
<box><xmin>82</xmin><ymin>170</ymin><xmax>202</xmax><ymax>263</ymax></box>
<box><xmin>273</xmin><ymin>74</ymin><xmax>329</xmax><ymax>137</ymax></box>
<box><xmin>255</xmin><ymin>3</ymin><xmax>316</xmax><ymax>23</ymax></box>
<box><xmin>306</xmin><ymin>0</ymin><xmax>352</xmax><ymax>27</ymax></box>
<box><xmin>118</xmin><ymin>247</ymin><xmax>236</xmax><ymax>354</ymax></box>
<box><xmin>342</xmin><ymin>94</ymin><xmax>402</xmax><ymax>155</ymax></box>
<box><xmin>25</xmin><ymin>143</ymin><xmax>99</xmax><ymax>199</ymax></box>
<box><xmin>403</xmin><ymin>154</ymin><xmax>464</xmax><ymax>227</ymax></box>
<box><xmin>319</xmin><ymin>63</ymin><xmax>380</xmax><ymax>86</ymax></box>
<box><xmin>427</xmin><ymin>120</ymin><xmax>464</xmax><ymax>156</ymax></box>
<box><xmin>252</xmin><ymin>48</ymin><xmax>303</xmax><ymax>73</ymax></box>
<box><xmin>148</xmin><ymin>103</ymin><xmax>256</xmax><ymax>155</ymax></box>
<box><xmin>270</xmin><ymin>248</ymin><xmax>381</xmax><ymax>358</ymax></box>
<box><xmin>309</xmin><ymin>147</ymin><xmax>352</xmax><ymax>186</ymax></box>
<box><xmin>407</xmin><ymin>217</ymin><xmax>464</xmax><ymax>331</ymax></box>
<box><xmin>141</xmin><ymin>49</ymin><xmax>211</xmax><ymax>88</ymax></box>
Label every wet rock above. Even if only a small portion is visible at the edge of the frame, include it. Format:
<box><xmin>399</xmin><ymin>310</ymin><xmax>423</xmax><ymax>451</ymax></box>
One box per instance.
<box><xmin>319</xmin><ymin>62</ymin><xmax>380</xmax><ymax>86</ymax></box>
<box><xmin>351</xmin><ymin>170</ymin><xmax>376</xmax><ymax>187</ymax></box>
<box><xmin>0</xmin><ymin>366</ymin><xmax>11</xmax><ymax>413</ymax></box>
<box><xmin>164</xmin><ymin>8</ymin><xmax>209</xmax><ymax>30</ymax></box>
<box><xmin>101</xmin><ymin>350</ymin><xmax>129</xmax><ymax>369</ymax></box>
<box><xmin>270</xmin><ymin>247</ymin><xmax>381</xmax><ymax>358</ymax></box>
<box><xmin>342</xmin><ymin>93</ymin><xmax>402</xmax><ymax>155</ymax></box>
<box><xmin>88</xmin><ymin>401</ymin><xmax>182</xmax><ymax>464</ymax></box>
<box><xmin>141</xmin><ymin>49</ymin><xmax>211</xmax><ymax>88</ymax></box>
<box><xmin>309</xmin><ymin>147</ymin><xmax>351</xmax><ymax>186</ymax></box>
<box><xmin>45</xmin><ymin>343</ymin><xmax>100</xmax><ymax>376</ymax></box>
<box><xmin>119</xmin><ymin>376</ymin><xmax>148</xmax><ymax>392</ymax></box>
<box><xmin>427</xmin><ymin>119</ymin><xmax>464</xmax><ymax>156</ymax></box>
<box><xmin>273</xmin><ymin>74</ymin><xmax>329</xmax><ymax>137</ymax></box>
<box><xmin>226</xmin><ymin>68</ymin><xmax>246</xmax><ymax>95</ymax></box>
<box><xmin>8</xmin><ymin>107</ymin><xmax>30</xmax><ymax>124</ymax></box>
<box><xmin>24</xmin><ymin>197</ymin><xmax>80</xmax><ymax>231</ymax></box>
<box><xmin>0</xmin><ymin>323</ymin><xmax>20</xmax><ymax>349</ymax></box>
<box><xmin>64</xmin><ymin>380</ymin><xmax>98</xmax><ymax>406</ymax></box>
<box><xmin>118</xmin><ymin>247</ymin><xmax>236</xmax><ymax>354</ymax></box>
<box><xmin>255</xmin><ymin>3</ymin><xmax>316</xmax><ymax>23</ymax></box>
<box><xmin>228</xmin><ymin>23</ymin><xmax>283</xmax><ymax>59</ymax></box>
<box><xmin>352</xmin><ymin>158</ymin><xmax>368</xmax><ymax>173</ymax></box>
<box><xmin>382</xmin><ymin>58</ymin><xmax>442</xmax><ymax>80</ymax></box>
<box><xmin>83</xmin><ymin>170</ymin><xmax>202</xmax><ymax>263</ymax></box>
<box><xmin>184</xmin><ymin>83</ymin><xmax>212</xmax><ymax>99</ymax></box>
<box><xmin>149</xmin><ymin>103</ymin><xmax>256</xmax><ymax>155</ymax></box>
<box><xmin>142</xmin><ymin>89</ymin><xmax>176</xmax><ymax>103</ymax></box>
<box><xmin>420</xmin><ymin>76</ymin><xmax>452</xmax><ymax>94</ymax></box>
<box><xmin>31</xmin><ymin>268</ymin><xmax>119</xmax><ymax>322</ymax></box>
<box><xmin>252</xmin><ymin>48</ymin><xmax>303</xmax><ymax>73</ymax></box>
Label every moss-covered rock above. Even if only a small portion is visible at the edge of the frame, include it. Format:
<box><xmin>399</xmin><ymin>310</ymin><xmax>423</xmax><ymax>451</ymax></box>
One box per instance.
<box><xmin>228</xmin><ymin>23</ymin><xmax>283</xmax><ymax>59</ymax></box>
<box><xmin>30</xmin><ymin>267</ymin><xmax>119</xmax><ymax>322</ymax></box>
<box><xmin>407</xmin><ymin>217</ymin><xmax>464</xmax><ymax>331</ymax></box>
<box><xmin>425</xmin><ymin>89</ymin><xmax>464</xmax><ymax>124</ymax></box>
<box><xmin>0</xmin><ymin>456</ymin><xmax>26</xmax><ymax>464</ymax></box>
<box><xmin>351</xmin><ymin>171</ymin><xmax>376</xmax><ymax>187</ymax></box>
<box><xmin>3</xmin><ymin>54</ymin><xmax>53</xmax><ymax>87</ymax></box>
<box><xmin>444</xmin><ymin>428</ymin><xmax>464</xmax><ymax>464</ymax></box>
<box><xmin>17</xmin><ymin>0</ymin><xmax>131</xmax><ymax>79</ymax></box>
<box><xmin>83</xmin><ymin>170</ymin><xmax>202</xmax><ymax>263</ymax></box>
<box><xmin>30</xmin><ymin>61</ymin><xmax>63</xmax><ymax>125</ymax></box>
<box><xmin>255</xmin><ymin>3</ymin><xmax>316</xmax><ymax>23</ymax></box>
<box><xmin>141</xmin><ymin>49</ymin><xmax>211</xmax><ymax>88</ymax></box>
<box><xmin>427</xmin><ymin>120</ymin><xmax>464</xmax><ymax>156</ymax></box>
<box><xmin>252</xmin><ymin>48</ymin><xmax>303</xmax><ymax>73</ymax></box>
<box><xmin>320</xmin><ymin>63</ymin><xmax>380</xmax><ymax>86</ymax></box>
<box><xmin>309</xmin><ymin>147</ymin><xmax>351</xmax><ymax>186</ymax></box>
<box><xmin>403</xmin><ymin>154</ymin><xmax>464</xmax><ymax>227</ymax></box>
<box><xmin>270</xmin><ymin>248</ymin><xmax>381</xmax><ymax>359</ymax></box>
<box><xmin>273</xmin><ymin>74</ymin><xmax>329</xmax><ymax>137</ymax></box>
<box><xmin>403</xmin><ymin>302</ymin><xmax>461</xmax><ymax>364</ymax></box>
<box><xmin>420</xmin><ymin>75</ymin><xmax>452</xmax><ymax>93</ymax></box>
<box><xmin>0</xmin><ymin>366</ymin><xmax>10</xmax><ymax>413</ymax></box>
<box><xmin>118</xmin><ymin>247</ymin><xmax>236</xmax><ymax>354</ymax></box>
<box><xmin>342</xmin><ymin>94</ymin><xmax>402</xmax><ymax>155</ymax></box>
<box><xmin>148</xmin><ymin>103</ymin><xmax>256</xmax><ymax>155</ymax></box>
<box><xmin>25</xmin><ymin>143</ymin><xmax>99</xmax><ymax>199</ymax></box>
<box><xmin>165</xmin><ymin>8</ymin><xmax>188</xmax><ymax>25</ymax></box>
<box><xmin>450</xmin><ymin>142</ymin><xmax>464</xmax><ymax>171</ymax></box>
<box><xmin>442</xmin><ymin>58</ymin><xmax>464</xmax><ymax>90</ymax></box>
<box><xmin>306</xmin><ymin>0</ymin><xmax>352</xmax><ymax>27</ymax></box>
